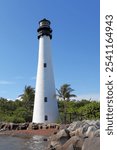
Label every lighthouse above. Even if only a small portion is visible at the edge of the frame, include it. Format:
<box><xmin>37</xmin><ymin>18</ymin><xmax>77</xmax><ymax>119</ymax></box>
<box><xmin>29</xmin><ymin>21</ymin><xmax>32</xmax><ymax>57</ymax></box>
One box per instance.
<box><xmin>32</xmin><ymin>19</ymin><xmax>59</xmax><ymax>123</ymax></box>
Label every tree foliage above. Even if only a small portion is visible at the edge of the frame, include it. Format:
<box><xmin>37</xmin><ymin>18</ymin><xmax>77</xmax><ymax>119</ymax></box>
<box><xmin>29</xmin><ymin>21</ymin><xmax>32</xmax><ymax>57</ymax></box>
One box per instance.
<box><xmin>0</xmin><ymin>84</ymin><xmax>100</xmax><ymax>123</ymax></box>
<box><xmin>76</xmin><ymin>101</ymin><xmax>100</xmax><ymax>120</ymax></box>
<box><xmin>21</xmin><ymin>85</ymin><xmax>35</xmax><ymax>111</ymax></box>
<box><xmin>58</xmin><ymin>100</ymin><xmax>100</xmax><ymax>123</ymax></box>
<box><xmin>57</xmin><ymin>84</ymin><xmax>76</xmax><ymax>101</ymax></box>
<box><xmin>0</xmin><ymin>85</ymin><xmax>35</xmax><ymax>123</ymax></box>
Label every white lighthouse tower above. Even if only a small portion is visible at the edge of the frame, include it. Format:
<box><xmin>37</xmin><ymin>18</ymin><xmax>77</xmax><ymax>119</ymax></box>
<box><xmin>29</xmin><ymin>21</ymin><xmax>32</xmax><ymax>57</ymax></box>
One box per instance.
<box><xmin>32</xmin><ymin>19</ymin><xmax>59</xmax><ymax>123</ymax></box>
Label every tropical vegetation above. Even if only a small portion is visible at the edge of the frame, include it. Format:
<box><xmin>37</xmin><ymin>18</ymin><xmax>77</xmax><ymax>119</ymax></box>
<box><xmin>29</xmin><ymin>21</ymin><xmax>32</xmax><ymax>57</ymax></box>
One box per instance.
<box><xmin>0</xmin><ymin>84</ymin><xmax>100</xmax><ymax>123</ymax></box>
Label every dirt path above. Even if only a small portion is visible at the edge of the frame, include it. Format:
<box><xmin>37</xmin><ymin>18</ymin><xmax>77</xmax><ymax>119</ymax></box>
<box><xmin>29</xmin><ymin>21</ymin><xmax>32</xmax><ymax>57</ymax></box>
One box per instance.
<box><xmin>0</xmin><ymin>129</ymin><xmax>58</xmax><ymax>136</ymax></box>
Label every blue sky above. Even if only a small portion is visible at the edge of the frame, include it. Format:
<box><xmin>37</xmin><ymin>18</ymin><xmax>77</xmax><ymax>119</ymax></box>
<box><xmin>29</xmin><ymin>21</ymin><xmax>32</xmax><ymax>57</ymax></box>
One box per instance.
<box><xmin>0</xmin><ymin>0</ymin><xmax>100</xmax><ymax>100</ymax></box>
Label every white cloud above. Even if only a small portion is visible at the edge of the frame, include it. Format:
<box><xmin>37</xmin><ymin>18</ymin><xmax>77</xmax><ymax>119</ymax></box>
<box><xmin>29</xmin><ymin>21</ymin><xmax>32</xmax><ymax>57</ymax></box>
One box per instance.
<box><xmin>0</xmin><ymin>80</ymin><xmax>15</xmax><ymax>85</ymax></box>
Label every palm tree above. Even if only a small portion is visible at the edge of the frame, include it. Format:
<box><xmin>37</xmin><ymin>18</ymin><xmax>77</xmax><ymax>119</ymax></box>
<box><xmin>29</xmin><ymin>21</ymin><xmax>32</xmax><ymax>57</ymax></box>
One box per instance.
<box><xmin>56</xmin><ymin>84</ymin><xmax>76</xmax><ymax>101</ymax></box>
<box><xmin>56</xmin><ymin>84</ymin><xmax>76</xmax><ymax>123</ymax></box>
<box><xmin>21</xmin><ymin>85</ymin><xmax>35</xmax><ymax>112</ymax></box>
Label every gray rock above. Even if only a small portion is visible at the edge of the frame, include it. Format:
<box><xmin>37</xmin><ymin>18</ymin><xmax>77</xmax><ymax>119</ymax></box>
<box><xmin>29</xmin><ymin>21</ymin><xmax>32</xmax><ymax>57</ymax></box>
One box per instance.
<box><xmin>86</xmin><ymin>120</ymin><xmax>97</xmax><ymax>125</ymax></box>
<box><xmin>0</xmin><ymin>123</ymin><xmax>4</xmax><ymax>129</ymax></box>
<box><xmin>0</xmin><ymin>123</ymin><xmax>20</xmax><ymax>130</ymax></box>
<box><xmin>74</xmin><ymin>127</ymin><xmax>83</xmax><ymax>137</ymax></box>
<box><xmin>55</xmin><ymin>145</ymin><xmax>62</xmax><ymax>150</ymax></box>
<box><xmin>62</xmin><ymin>136</ymin><xmax>84</xmax><ymax>150</ymax></box>
<box><xmin>50</xmin><ymin>140</ymin><xmax>60</xmax><ymax>149</ymax></box>
<box><xmin>28</xmin><ymin>123</ymin><xmax>39</xmax><ymax>130</ymax></box>
<box><xmin>50</xmin><ymin>129</ymin><xmax>70</xmax><ymax>148</ymax></box>
<box><xmin>56</xmin><ymin>129</ymin><xmax>70</xmax><ymax>140</ymax></box>
<box><xmin>69</xmin><ymin>130</ymin><xmax>76</xmax><ymax>137</ymax></box>
<box><xmin>12</xmin><ymin>123</ymin><xmax>19</xmax><ymax>130</ymax></box>
<box><xmin>82</xmin><ymin>120</ymin><xmax>97</xmax><ymax>127</ymax></box>
<box><xmin>48</xmin><ymin>120</ymin><xmax>100</xmax><ymax>150</ymax></box>
<box><xmin>18</xmin><ymin>123</ymin><xmax>29</xmax><ymax>130</ymax></box>
<box><xmin>82</xmin><ymin>137</ymin><xmax>100</xmax><ymax>150</ymax></box>
<box><xmin>27</xmin><ymin>122</ymin><xmax>33</xmax><ymax>129</ymax></box>
<box><xmin>67</xmin><ymin>121</ymin><xmax>82</xmax><ymax>131</ymax></box>
<box><xmin>94</xmin><ymin>129</ymin><xmax>100</xmax><ymax>137</ymax></box>
<box><xmin>95</xmin><ymin>120</ymin><xmax>100</xmax><ymax>129</ymax></box>
<box><xmin>82</xmin><ymin>123</ymin><xmax>90</xmax><ymax>134</ymax></box>
<box><xmin>38</xmin><ymin>124</ymin><xmax>44</xmax><ymax>129</ymax></box>
<box><xmin>8</xmin><ymin>123</ymin><xmax>13</xmax><ymax>130</ymax></box>
<box><xmin>85</xmin><ymin>125</ymin><xmax>97</xmax><ymax>137</ymax></box>
<box><xmin>65</xmin><ymin>144</ymin><xmax>74</xmax><ymax>150</ymax></box>
<box><xmin>2</xmin><ymin>123</ymin><xmax>10</xmax><ymax>130</ymax></box>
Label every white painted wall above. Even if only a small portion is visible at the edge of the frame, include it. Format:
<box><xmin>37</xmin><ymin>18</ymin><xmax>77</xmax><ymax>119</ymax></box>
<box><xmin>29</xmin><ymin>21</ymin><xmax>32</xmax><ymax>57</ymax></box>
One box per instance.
<box><xmin>32</xmin><ymin>35</ymin><xmax>59</xmax><ymax>123</ymax></box>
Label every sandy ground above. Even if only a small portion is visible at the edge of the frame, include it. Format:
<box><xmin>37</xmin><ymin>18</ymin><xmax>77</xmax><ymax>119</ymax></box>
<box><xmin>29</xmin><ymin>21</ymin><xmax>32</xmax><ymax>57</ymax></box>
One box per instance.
<box><xmin>0</xmin><ymin>129</ymin><xmax>58</xmax><ymax>136</ymax></box>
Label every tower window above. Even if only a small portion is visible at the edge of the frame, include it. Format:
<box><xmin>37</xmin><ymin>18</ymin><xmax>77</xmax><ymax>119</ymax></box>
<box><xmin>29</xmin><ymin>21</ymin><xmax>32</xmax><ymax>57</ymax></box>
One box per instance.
<box><xmin>44</xmin><ymin>97</ymin><xmax>47</xmax><ymax>102</ymax></box>
<box><xmin>44</xmin><ymin>63</ymin><xmax>47</xmax><ymax>68</ymax></box>
<box><xmin>45</xmin><ymin>115</ymin><xmax>48</xmax><ymax>121</ymax></box>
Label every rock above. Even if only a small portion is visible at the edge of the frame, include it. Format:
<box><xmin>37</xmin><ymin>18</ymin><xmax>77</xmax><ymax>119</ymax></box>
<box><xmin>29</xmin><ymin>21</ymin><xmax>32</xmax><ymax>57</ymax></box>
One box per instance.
<box><xmin>55</xmin><ymin>124</ymin><xmax>60</xmax><ymax>130</ymax></box>
<box><xmin>94</xmin><ymin>129</ymin><xmax>100</xmax><ymax>137</ymax></box>
<box><xmin>8</xmin><ymin>123</ymin><xmax>13</xmax><ymax>130</ymax></box>
<box><xmin>38</xmin><ymin>124</ymin><xmax>44</xmax><ymax>129</ymax></box>
<box><xmin>27</xmin><ymin>123</ymin><xmax>60</xmax><ymax>130</ymax></box>
<box><xmin>69</xmin><ymin>130</ymin><xmax>76</xmax><ymax>137</ymax></box>
<box><xmin>53</xmin><ymin>131</ymin><xmax>57</xmax><ymax>134</ymax></box>
<box><xmin>48</xmin><ymin>120</ymin><xmax>100</xmax><ymax>150</ymax></box>
<box><xmin>53</xmin><ymin>145</ymin><xmax>62</xmax><ymax>150</ymax></box>
<box><xmin>81</xmin><ymin>120</ymin><xmax>97</xmax><ymax>127</ymax></box>
<box><xmin>11</xmin><ymin>123</ymin><xmax>19</xmax><ymax>130</ymax></box>
<box><xmin>27</xmin><ymin>123</ymin><xmax>39</xmax><ymax>130</ymax></box>
<box><xmin>75</xmin><ymin>127</ymin><xmax>84</xmax><ymax>137</ymax></box>
<box><xmin>43</xmin><ymin>138</ymin><xmax>48</xmax><ymax>141</ymax></box>
<box><xmin>84</xmin><ymin>120</ymin><xmax>100</xmax><ymax>129</ymax></box>
<box><xmin>0</xmin><ymin>123</ymin><xmax>19</xmax><ymax>130</ymax></box>
<box><xmin>50</xmin><ymin>140</ymin><xmax>60</xmax><ymax>149</ymax></box>
<box><xmin>27</xmin><ymin>122</ymin><xmax>33</xmax><ymax>129</ymax></box>
<box><xmin>81</xmin><ymin>123</ymin><xmax>90</xmax><ymax>134</ymax></box>
<box><xmin>56</xmin><ymin>129</ymin><xmax>70</xmax><ymax>140</ymax></box>
<box><xmin>62</xmin><ymin>136</ymin><xmax>84</xmax><ymax>150</ymax></box>
<box><xmin>32</xmin><ymin>123</ymin><xmax>39</xmax><ymax>130</ymax></box>
<box><xmin>49</xmin><ymin>123</ymin><xmax>60</xmax><ymax>130</ymax></box>
<box><xmin>58</xmin><ymin>124</ymin><xmax>68</xmax><ymax>130</ymax></box>
<box><xmin>0</xmin><ymin>123</ymin><xmax>4</xmax><ymax>129</ymax></box>
<box><xmin>70</xmin><ymin>127</ymin><xmax>83</xmax><ymax>137</ymax></box>
<box><xmin>95</xmin><ymin>120</ymin><xmax>100</xmax><ymax>129</ymax></box>
<box><xmin>49</xmin><ymin>144</ymin><xmax>61</xmax><ymax>150</ymax></box>
<box><xmin>49</xmin><ymin>123</ymin><xmax>57</xmax><ymax>129</ymax></box>
<box><xmin>67</xmin><ymin>121</ymin><xmax>82</xmax><ymax>132</ymax></box>
<box><xmin>85</xmin><ymin>120</ymin><xmax>97</xmax><ymax>126</ymax></box>
<box><xmin>63</xmin><ymin>144</ymin><xmax>74</xmax><ymax>150</ymax></box>
<box><xmin>85</xmin><ymin>126</ymin><xmax>97</xmax><ymax>137</ymax></box>
<box><xmin>50</xmin><ymin>129</ymin><xmax>70</xmax><ymax>149</ymax></box>
<box><xmin>82</xmin><ymin>137</ymin><xmax>100</xmax><ymax>150</ymax></box>
<box><xmin>42</xmin><ymin>125</ymin><xmax>48</xmax><ymax>129</ymax></box>
<box><xmin>18</xmin><ymin>123</ymin><xmax>29</xmax><ymax>130</ymax></box>
<box><xmin>70</xmin><ymin>126</ymin><xmax>89</xmax><ymax>138</ymax></box>
<box><xmin>2</xmin><ymin>123</ymin><xmax>9</xmax><ymax>130</ymax></box>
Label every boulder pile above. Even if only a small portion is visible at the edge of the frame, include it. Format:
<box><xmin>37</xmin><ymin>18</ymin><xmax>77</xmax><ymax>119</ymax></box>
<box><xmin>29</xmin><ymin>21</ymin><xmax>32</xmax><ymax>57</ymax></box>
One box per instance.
<box><xmin>0</xmin><ymin>120</ymin><xmax>100</xmax><ymax>150</ymax></box>
<box><xmin>0</xmin><ymin>122</ymin><xmax>60</xmax><ymax>131</ymax></box>
<box><xmin>48</xmin><ymin>120</ymin><xmax>100</xmax><ymax>150</ymax></box>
